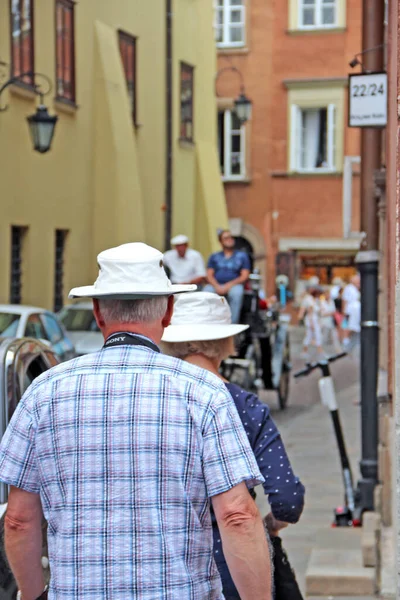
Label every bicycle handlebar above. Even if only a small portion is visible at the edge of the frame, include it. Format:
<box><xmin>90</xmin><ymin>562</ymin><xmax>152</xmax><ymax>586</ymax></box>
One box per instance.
<box><xmin>294</xmin><ymin>352</ymin><xmax>347</xmax><ymax>378</ymax></box>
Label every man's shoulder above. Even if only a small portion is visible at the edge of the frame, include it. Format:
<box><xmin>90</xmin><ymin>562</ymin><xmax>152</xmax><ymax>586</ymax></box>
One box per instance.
<box><xmin>163</xmin><ymin>249</ymin><xmax>176</xmax><ymax>261</ymax></box>
<box><xmin>186</xmin><ymin>248</ymin><xmax>203</xmax><ymax>259</ymax></box>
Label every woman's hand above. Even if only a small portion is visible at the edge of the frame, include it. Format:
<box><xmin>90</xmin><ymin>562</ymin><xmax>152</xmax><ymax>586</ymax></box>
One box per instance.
<box><xmin>263</xmin><ymin>513</ymin><xmax>289</xmax><ymax>537</ymax></box>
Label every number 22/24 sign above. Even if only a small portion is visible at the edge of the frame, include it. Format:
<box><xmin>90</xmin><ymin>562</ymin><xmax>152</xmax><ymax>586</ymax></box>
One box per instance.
<box><xmin>348</xmin><ymin>72</ymin><xmax>387</xmax><ymax>128</ymax></box>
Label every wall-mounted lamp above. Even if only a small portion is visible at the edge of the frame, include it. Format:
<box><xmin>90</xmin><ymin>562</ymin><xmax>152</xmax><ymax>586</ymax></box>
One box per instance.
<box><xmin>349</xmin><ymin>43</ymin><xmax>386</xmax><ymax>71</ymax></box>
<box><xmin>215</xmin><ymin>65</ymin><xmax>252</xmax><ymax>124</ymax></box>
<box><xmin>0</xmin><ymin>70</ymin><xmax>58</xmax><ymax>154</ymax></box>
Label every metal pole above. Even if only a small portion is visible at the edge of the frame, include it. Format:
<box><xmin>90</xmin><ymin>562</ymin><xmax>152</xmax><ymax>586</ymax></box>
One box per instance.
<box><xmin>164</xmin><ymin>0</ymin><xmax>173</xmax><ymax>252</ymax></box>
<box><xmin>355</xmin><ymin>0</ymin><xmax>384</xmax><ymax>513</ymax></box>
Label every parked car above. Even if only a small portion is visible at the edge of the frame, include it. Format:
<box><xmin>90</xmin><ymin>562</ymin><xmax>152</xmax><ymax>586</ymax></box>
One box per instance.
<box><xmin>0</xmin><ymin>337</ymin><xmax>58</xmax><ymax>599</ymax></box>
<box><xmin>57</xmin><ymin>301</ymin><xmax>103</xmax><ymax>355</ymax></box>
<box><xmin>0</xmin><ymin>305</ymin><xmax>75</xmax><ymax>362</ymax></box>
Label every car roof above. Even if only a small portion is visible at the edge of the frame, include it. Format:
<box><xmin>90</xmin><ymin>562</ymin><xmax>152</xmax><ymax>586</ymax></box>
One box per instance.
<box><xmin>62</xmin><ymin>302</ymin><xmax>94</xmax><ymax>310</ymax></box>
<box><xmin>0</xmin><ymin>304</ymin><xmax>47</xmax><ymax>316</ymax></box>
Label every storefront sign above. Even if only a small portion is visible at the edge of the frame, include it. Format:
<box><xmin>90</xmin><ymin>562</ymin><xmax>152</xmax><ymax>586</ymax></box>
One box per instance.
<box><xmin>348</xmin><ymin>72</ymin><xmax>387</xmax><ymax>128</ymax></box>
<box><xmin>301</xmin><ymin>255</ymin><xmax>355</xmax><ymax>268</ymax></box>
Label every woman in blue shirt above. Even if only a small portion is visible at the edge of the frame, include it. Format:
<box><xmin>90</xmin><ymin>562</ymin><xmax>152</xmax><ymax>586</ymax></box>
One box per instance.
<box><xmin>162</xmin><ymin>292</ymin><xmax>305</xmax><ymax>599</ymax></box>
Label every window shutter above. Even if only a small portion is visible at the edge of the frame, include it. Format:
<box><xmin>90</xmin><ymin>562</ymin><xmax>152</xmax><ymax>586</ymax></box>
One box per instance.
<box><xmin>327</xmin><ymin>103</ymin><xmax>336</xmax><ymax>170</ymax></box>
<box><xmin>290</xmin><ymin>104</ymin><xmax>301</xmax><ymax>171</ymax></box>
<box><xmin>224</xmin><ymin>110</ymin><xmax>232</xmax><ymax>177</ymax></box>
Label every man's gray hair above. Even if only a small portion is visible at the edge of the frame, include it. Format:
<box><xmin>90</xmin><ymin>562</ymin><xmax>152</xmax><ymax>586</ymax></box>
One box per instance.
<box><xmin>162</xmin><ymin>337</ymin><xmax>233</xmax><ymax>361</ymax></box>
<box><xmin>98</xmin><ymin>297</ymin><xmax>169</xmax><ymax>324</ymax></box>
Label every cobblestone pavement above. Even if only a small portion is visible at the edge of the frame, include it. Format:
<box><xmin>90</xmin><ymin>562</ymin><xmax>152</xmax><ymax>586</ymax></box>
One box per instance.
<box><xmin>255</xmin><ymin>324</ymin><xmax>361</xmax><ymax>595</ymax></box>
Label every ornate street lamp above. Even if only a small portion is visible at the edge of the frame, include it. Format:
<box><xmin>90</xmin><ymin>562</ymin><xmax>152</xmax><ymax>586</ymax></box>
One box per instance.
<box><xmin>234</xmin><ymin>91</ymin><xmax>252</xmax><ymax>124</ymax></box>
<box><xmin>0</xmin><ymin>70</ymin><xmax>58</xmax><ymax>154</ymax></box>
<box><xmin>215</xmin><ymin>65</ymin><xmax>252</xmax><ymax>124</ymax></box>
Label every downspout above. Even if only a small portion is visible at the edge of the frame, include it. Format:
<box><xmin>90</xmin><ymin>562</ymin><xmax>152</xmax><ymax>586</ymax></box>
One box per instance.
<box><xmin>164</xmin><ymin>0</ymin><xmax>173</xmax><ymax>251</ymax></box>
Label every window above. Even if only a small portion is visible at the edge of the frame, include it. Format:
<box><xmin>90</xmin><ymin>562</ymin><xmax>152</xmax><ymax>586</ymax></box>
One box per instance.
<box><xmin>180</xmin><ymin>63</ymin><xmax>194</xmax><ymax>142</ymax></box>
<box><xmin>299</xmin><ymin>0</ymin><xmax>336</xmax><ymax>28</ymax></box>
<box><xmin>119</xmin><ymin>31</ymin><xmax>137</xmax><ymax>124</ymax></box>
<box><xmin>55</xmin><ymin>0</ymin><xmax>76</xmax><ymax>102</ymax></box>
<box><xmin>10</xmin><ymin>0</ymin><xmax>34</xmax><ymax>86</ymax></box>
<box><xmin>215</xmin><ymin>0</ymin><xmax>245</xmax><ymax>47</ymax></box>
<box><xmin>40</xmin><ymin>314</ymin><xmax>63</xmax><ymax>344</ymax></box>
<box><xmin>290</xmin><ymin>105</ymin><xmax>336</xmax><ymax>172</ymax></box>
<box><xmin>218</xmin><ymin>109</ymin><xmax>246</xmax><ymax>179</ymax></box>
<box><xmin>10</xmin><ymin>226</ymin><xmax>27</xmax><ymax>305</ymax></box>
<box><xmin>25</xmin><ymin>314</ymin><xmax>47</xmax><ymax>339</ymax></box>
<box><xmin>54</xmin><ymin>229</ymin><xmax>68</xmax><ymax>313</ymax></box>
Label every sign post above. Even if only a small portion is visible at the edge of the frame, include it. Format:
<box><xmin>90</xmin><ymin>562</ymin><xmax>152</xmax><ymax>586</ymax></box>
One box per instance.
<box><xmin>348</xmin><ymin>72</ymin><xmax>387</xmax><ymax>128</ymax></box>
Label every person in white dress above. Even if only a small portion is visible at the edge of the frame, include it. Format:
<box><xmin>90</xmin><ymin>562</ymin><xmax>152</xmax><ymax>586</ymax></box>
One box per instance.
<box><xmin>342</xmin><ymin>274</ymin><xmax>360</xmax><ymax>348</ymax></box>
<box><xmin>298</xmin><ymin>286</ymin><xmax>324</xmax><ymax>357</ymax></box>
<box><xmin>320</xmin><ymin>288</ymin><xmax>341</xmax><ymax>353</ymax></box>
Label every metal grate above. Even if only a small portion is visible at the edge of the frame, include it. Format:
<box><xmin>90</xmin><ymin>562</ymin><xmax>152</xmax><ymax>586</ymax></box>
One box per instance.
<box><xmin>10</xmin><ymin>226</ymin><xmax>26</xmax><ymax>304</ymax></box>
<box><xmin>54</xmin><ymin>229</ymin><xmax>68</xmax><ymax>313</ymax></box>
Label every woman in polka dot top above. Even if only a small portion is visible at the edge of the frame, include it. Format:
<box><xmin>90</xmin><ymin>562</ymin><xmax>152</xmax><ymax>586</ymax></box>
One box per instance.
<box><xmin>162</xmin><ymin>292</ymin><xmax>305</xmax><ymax>599</ymax></box>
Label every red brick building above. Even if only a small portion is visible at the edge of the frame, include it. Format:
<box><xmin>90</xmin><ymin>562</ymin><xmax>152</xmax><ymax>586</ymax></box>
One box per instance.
<box><xmin>216</xmin><ymin>0</ymin><xmax>362</xmax><ymax>296</ymax></box>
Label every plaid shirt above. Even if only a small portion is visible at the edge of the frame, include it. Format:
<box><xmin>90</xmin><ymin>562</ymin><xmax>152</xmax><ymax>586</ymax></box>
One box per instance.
<box><xmin>0</xmin><ymin>344</ymin><xmax>263</xmax><ymax>600</ymax></box>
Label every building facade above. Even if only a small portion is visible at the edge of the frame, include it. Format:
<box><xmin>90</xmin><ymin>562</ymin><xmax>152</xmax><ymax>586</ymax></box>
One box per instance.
<box><xmin>216</xmin><ymin>0</ymin><xmax>362</xmax><ymax>295</ymax></box>
<box><xmin>0</xmin><ymin>0</ymin><xmax>227</xmax><ymax>310</ymax></box>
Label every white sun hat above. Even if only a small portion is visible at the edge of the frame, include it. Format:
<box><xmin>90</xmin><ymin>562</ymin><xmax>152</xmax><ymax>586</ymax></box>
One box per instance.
<box><xmin>171</xmin><ymin>234</ymin><xmax>189</xmax><ymax>246</ymax></box>
<box><xmin>162</xmin><ymin>292</ymin><xmax>249</xmax><ymax>342</ymax></box>
<box><xmin>69</xmin><ymin>243</ymin><xmax>197</xmax><ymax>299</ymax></box>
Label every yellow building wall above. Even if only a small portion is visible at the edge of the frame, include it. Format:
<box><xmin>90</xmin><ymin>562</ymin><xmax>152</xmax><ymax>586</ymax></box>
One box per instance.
<box><xmin>173</xmin><ymin>0</ymin><xmax>229</xmax><ymax>257</ymax></box>
<box><xmin>0</xmin><ymin>0</ymin><xmax>226</xmax><ymax>310</ymax></box>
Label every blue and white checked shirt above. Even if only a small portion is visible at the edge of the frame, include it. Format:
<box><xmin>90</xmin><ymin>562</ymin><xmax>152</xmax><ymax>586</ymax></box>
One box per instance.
<box><xmin>0</xmin><ymin>344</ymin><xmax>263</xmax><ymax>600</ymax></box>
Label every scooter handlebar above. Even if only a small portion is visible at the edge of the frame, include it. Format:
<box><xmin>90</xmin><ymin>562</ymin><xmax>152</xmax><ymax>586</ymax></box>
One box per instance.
<box><xmin>294</xmin><ymin>352</ymin><xmax>348</xmax><ymax>378</ymax></box>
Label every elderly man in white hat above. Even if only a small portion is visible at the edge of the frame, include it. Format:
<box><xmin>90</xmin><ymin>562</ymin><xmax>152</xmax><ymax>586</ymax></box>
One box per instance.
<box><xmin>0</xmin><ymin>243</ymin><xmax>271</xmax><ymax>600</ymax></box>
<box><xmin>163</xmin><ymin>234</ymin><xmax>206</xmax><ymax>286</ymax></box>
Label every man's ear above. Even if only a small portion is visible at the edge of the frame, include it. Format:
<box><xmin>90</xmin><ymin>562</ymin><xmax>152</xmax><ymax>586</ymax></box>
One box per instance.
<box><xmin>161</xmin><ymin>296</ymin><xmax>174</xmax><ymax>328</ymax></box>
<box><xmin>93</xmin><ymin>298</ymin><xmax>105</xmax><ymax>329</ymax></box>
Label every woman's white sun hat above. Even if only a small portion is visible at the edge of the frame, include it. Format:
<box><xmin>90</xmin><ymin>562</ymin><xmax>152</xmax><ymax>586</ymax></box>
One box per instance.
<box><xmin>69</xmin><ymin>243</ymin><xmax>197</xmax><ymax>299</ymax></box>
<box><xmin>162</xmin><ymin>292</ymin><xmax>249</xmax><ymax>342</ymax></box>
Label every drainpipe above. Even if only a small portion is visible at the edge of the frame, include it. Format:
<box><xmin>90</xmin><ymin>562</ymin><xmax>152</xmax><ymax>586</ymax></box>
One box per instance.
<box><xmin>342</xmin><ymin>156</ymin><xmax>361</xmax><ymax>239</ymax></box>
<box><xmin>164</xmin><ymin>0</ymin><xmax>173</xmax><ymax>251</ymax></box>
<box><xmin>355</xmin><ymin>0</ymin><xmax>384</xmax><ymax>514</ymax></box>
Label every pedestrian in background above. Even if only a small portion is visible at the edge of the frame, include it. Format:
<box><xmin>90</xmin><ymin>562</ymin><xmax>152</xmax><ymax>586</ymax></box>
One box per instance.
<box><xmin>0</xmin><ymin>243</ymin><xmax>271</xmax><ymax>600</ymax></box>
<box><xmin>163</xmin><ymin>234</ymin><xmax>206</xmax><ymax>286</ymax></box>
<box><xmin>298</xmin><ymin>285</ymin><xmax>324</xmax><ymax>358</ymax></box>
<box><xmin>162</xmin><ymin>292</ymin><xmax>305</xmax><ymax>600</ymax></box>
<box><xmin>205</xmin><ymin>230</ymin><xmax>251</xmax><ymax>323</ymax></box>
<box><xmin>342</xmin><ymin>274</ymin><xmax>360</xmax><ymax>348</ymax></box>
<box><xmin>320</xmin><ymin>288</ymin><xmax>342</xmax><ymax>353</ymax></box>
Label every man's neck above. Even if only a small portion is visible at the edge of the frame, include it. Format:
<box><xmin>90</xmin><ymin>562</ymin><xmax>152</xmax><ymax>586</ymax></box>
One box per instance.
<box><xmin>101</xmin><ymin>323</ymin><xmax>162</xmax><ymax>345</ymax></box>
<box><xmin>223</xmin><ymin>248</ymin><xmax>234</xmax><ymax>257</ymax></box>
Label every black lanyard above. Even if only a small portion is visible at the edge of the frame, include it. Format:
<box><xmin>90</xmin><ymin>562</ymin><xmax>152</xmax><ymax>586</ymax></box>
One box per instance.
<box><xmin>103</xmin><ymin>332</ymin><xmax>160</xmax><ymax>353</ymax></box>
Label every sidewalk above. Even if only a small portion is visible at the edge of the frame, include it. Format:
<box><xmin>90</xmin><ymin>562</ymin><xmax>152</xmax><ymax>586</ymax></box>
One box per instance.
<box><xmin>255</xmin><ymin>331</ymin><xmax>361</xmax><ymax>595</ymax></box>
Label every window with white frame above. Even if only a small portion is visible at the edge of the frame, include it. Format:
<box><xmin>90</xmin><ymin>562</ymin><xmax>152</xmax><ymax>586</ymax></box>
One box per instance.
<box><xmin>299</xmin><ymin>0</ymin><xmax>337</xmax><ymax>28</ymax></box>
<box><xmin>290</xmin><ymin>105</ymin><xmax>336</xmax><ymax>172</ymax></box>
<box><xmin>215</xmin><ymin>0</ymin><xmax>246</xmax><ymax>47</ymax></box>
<box><xmin>218</xmin><ymin>109</ymin><xmax>246</xmax><ymax>179</ymax></box>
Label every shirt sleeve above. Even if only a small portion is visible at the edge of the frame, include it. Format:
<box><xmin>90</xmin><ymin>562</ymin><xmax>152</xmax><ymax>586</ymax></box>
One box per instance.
<box><xmin>207</xmin><ymin>253</ymin><xmax>216</xmax><ymax>270</ymax></box>
<box><xmin>0</xmin><ymin>391</ymin><xmax>40</xmax><ymax>494</ymax></box>
<box><xmin>240</xmin><ymin>252</ymin><xmax>251</xmax><ymax>271</ymax></box>
<box><xmin>228</xmin><ymin>385</ymin><xmax>305</xmax><ymax>523</ymax></box>
<box><xmin>202</xmin><ymin>390</ymin><xmax>264</xmax><ymax>498</ymax></box>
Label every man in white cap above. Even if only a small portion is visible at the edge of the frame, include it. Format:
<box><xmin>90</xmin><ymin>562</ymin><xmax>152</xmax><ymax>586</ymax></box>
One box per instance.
<box><xmin>163</xmin><ymin>234</ymin><xmax>206</xmax><ymax>286</ymax></box>
<box><xmin>0</xmin><ymin>242</ymin><xmax>271</xmax><ymax>600</ymax></box>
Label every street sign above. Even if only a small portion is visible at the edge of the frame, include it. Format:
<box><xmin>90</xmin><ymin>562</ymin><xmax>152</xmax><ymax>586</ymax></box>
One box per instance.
<box><xmin>348</xmin><ymin>72</ymin><xmax>387</xmax><ymax>128</ymax></box>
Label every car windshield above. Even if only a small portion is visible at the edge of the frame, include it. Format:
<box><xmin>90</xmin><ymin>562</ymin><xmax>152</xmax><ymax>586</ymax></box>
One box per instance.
<box><xmin>58</xmin><ymin>308</ymin><xmax>99</xmax><ymax>332</ymax></box>
<box><xmin>0</xmin><ymin>313</ymin><xmax>20</xmax><ymax>336</ymax></box>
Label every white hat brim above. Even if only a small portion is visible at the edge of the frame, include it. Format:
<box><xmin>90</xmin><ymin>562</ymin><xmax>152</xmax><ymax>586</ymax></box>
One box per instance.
<box><xmin>68</xmin><ymin>284</ymin><xmax>197</xmax><ymax>299</ymax></box>
<box><xmin>162</xmin><ymin>323</ymin><xmax>249</xmax><ymax>343</ymax></box>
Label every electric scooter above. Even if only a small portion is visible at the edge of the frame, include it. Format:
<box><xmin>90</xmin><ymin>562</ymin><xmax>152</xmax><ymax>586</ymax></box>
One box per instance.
<box><xmin>294</xmin><ymin>353</ymin><xmax>361</xmax><ymax>527</ymax></box>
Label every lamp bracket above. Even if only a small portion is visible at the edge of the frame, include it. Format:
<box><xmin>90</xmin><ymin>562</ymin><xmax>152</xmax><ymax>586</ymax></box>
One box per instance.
<box><xmin>0</xmin><ymin>71</ymin><xmax>53</xmax><ymax>112</ymax></box>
